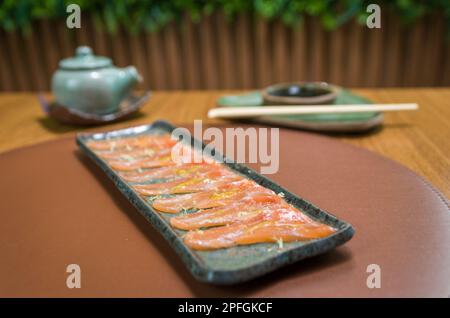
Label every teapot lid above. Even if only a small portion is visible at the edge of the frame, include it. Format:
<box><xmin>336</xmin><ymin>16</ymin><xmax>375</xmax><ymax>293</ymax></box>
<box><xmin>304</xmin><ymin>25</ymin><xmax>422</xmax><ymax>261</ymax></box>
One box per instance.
<box><xmin>59</xmin><ymin>46</ymin><xmax>112</xmax><ymax>70</ymax></box>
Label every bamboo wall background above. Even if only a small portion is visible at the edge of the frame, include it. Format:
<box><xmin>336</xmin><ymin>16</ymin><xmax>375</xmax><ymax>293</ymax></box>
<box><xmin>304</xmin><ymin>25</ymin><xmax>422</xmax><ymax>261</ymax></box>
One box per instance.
<box><xmin>0</xmin><ymin>13</ymin><xmax>449</xmax><ymax>91</ymax></box>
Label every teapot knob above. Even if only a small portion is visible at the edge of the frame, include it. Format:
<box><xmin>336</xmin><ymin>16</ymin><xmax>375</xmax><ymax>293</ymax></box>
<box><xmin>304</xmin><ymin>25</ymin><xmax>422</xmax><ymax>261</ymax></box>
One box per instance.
<box><xmin>75</xmin><ymin>46</ymin><xmax>93</xmax><ymax>57</ymax></box>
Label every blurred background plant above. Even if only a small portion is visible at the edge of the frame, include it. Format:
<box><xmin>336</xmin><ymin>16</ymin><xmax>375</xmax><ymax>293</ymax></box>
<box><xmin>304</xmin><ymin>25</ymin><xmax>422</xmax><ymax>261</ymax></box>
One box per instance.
<box><xmin>1</xmin><ymin>0</ymin><xmax>449</xmax><ymax>35</ymax></box>
<box><xmin>1</xmin><ymin>0</ymin><xmax>449</xmax><ymax>91</ymax></box>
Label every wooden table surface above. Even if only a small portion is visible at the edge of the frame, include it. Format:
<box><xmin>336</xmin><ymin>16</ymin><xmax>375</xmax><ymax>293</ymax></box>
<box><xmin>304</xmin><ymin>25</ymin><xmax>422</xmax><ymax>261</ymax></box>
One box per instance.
<box><xmin>0</xmin><ymin>88</ymin><xmax>448</xmax><ymax>197</ymax></box>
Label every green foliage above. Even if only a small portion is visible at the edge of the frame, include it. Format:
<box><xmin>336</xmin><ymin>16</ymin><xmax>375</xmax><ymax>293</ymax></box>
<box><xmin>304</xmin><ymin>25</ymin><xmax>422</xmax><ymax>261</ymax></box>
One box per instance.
<box><xmin>0</xmin><ymin>0</ymin><xmax>449</xmax><ymax>34</ymax></box>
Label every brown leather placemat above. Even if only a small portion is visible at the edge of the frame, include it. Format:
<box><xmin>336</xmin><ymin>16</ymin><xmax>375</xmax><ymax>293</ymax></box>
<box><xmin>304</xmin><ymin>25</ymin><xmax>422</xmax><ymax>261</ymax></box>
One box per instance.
<box><xmin>0</xmin><ymin>126</ymin><xmax>449</xmax><ymax>297</ymax></box>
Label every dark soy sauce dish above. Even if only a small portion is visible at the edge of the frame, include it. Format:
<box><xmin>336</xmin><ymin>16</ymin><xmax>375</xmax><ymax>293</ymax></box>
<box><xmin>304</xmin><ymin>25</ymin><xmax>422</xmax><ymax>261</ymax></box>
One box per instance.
<box><xmin>270</xmin><ymin>84</ymin><xmax>331</xmax><ymax>97</ymax></box>
<box><xmin>262</xmin><ymin>82</ymin><xmax>339</xmax><ymax>105</ymax></box>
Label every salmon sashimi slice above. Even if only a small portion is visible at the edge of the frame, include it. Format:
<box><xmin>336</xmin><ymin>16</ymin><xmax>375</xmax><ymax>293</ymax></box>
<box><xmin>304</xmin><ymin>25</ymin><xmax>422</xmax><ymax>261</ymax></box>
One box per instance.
<box><xmin>97</xmin><ymin>148</ymin><xmax>159</xmax><ymax>160</ymax></box>
<box><xmin>133</xmin><ymin>174</ymin><xmax>243</xmax><ymax>195</ymax></box>
<box><xmin>152</xmin><ymin>180</ymin><xmax>277</xmax><ymax>213</ymax></box>
<box><xmin>108</xmin><ymin>149</ymin><xmax>175</xmax><ymax>171</ymax></box>
<box><xmin>87</xmin><ymin>134</ymin><xmax>177</xmax><ymax>151</ymax></box>
<box><xmin>170</xmin><ymin>201</ymin><xmax>289</xmax><ymax>230</ymax></box>
<box><xmin>110</xmin><ymin>157</ymin><xmax>176</xmax><ymax>171</ymax></box>
<box><xmin>86</xmin><ymin>135</ymin><xmax>177</xmax><ymax>151</ymax></box>
<box><xmin>183</xmin><ymin>210</ymin><xmax>335</xmax><ymax>250</ymax></box>
<box><xmin>108</xmin><ymin>144</ymin><xmax>210</xmax><ymax>172</ymax></box>
<box><xmin>119</xmin><ymin>162</ymin><xmax>225</xmax><ymax>183</ymax></box>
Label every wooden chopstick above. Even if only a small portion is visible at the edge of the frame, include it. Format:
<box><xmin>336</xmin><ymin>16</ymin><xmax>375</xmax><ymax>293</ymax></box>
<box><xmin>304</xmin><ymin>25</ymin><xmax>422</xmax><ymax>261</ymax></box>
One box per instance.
<box><xmin>208</xmin><ymin>103</ymin><xmax>418</xmax><ymax>119</ymax></box>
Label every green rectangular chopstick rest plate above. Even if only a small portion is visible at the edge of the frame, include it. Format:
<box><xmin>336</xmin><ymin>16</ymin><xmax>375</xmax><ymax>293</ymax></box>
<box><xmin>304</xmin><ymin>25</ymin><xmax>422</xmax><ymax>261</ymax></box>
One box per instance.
<box><xmin>217</xmin><ymin>89</ymin><xmax>383</xmax><ymax>132</ymax></box>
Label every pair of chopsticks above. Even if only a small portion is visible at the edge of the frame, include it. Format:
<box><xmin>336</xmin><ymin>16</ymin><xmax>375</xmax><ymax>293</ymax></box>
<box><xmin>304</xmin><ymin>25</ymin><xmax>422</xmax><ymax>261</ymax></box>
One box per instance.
<box><xmin>208</xmin><ymin>103</ymin><xmax>418</xmax><ymax>119</ymax></box>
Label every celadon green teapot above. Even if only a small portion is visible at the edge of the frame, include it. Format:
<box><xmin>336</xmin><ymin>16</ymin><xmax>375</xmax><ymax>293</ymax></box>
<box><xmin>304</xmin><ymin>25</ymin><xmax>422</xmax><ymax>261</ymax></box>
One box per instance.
<box><xmin>52</xmin><ymin>46</ymin><xmax>142</xmax><ymax>115</ymax></box>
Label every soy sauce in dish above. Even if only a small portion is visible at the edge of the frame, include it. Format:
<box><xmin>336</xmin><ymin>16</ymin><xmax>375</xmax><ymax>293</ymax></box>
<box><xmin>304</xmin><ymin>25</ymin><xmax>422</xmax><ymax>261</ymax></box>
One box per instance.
<box><xmin>269</xmin><ymin>84</ymin><xmax>331</xmax><ymax>98</ymax></box>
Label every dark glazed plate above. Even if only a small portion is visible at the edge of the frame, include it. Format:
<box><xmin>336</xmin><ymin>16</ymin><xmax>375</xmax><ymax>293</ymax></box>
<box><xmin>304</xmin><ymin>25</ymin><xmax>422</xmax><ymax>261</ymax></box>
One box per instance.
<box><xmin>76</xmin><ymin>120</ymin><xmax>355</xmax><ymax>284</ymax></box>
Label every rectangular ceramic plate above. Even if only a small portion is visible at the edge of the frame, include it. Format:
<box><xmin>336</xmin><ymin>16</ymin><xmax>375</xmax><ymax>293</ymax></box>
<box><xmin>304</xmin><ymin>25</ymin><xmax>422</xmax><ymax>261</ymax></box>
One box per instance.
<box><xmin>76</xmin><ymin>120</ymin><xmax>355</xmax><ymax>285</ymax></box>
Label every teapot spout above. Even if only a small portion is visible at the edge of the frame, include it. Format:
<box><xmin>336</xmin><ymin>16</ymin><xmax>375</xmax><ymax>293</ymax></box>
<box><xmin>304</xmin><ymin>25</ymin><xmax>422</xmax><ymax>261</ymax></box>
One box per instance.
<box><xmin>116</xmin><ymin>66</ymin><xmax>142</xmax><ymax>94</ymax></box>
<box><xmin>124</xmin><ymin>66</ymin><xmax>143</xmax><ymax>84</ymax></box>
<box><xmin>104</xmin><ymin>66</ymin><xmax>142</xmax><ymax>104</ymax></box>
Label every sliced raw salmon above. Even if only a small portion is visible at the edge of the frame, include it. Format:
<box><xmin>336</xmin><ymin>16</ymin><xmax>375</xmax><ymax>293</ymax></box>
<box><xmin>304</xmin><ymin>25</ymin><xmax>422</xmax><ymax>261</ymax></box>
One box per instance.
<box><xmin>97</xmin><ymin>148</ymin><xmax>158</xmax><ymax>160</ymax></box>
<box><xmin>108</xmin><ymin>149</ymin><xmax>175</xmax><ymax>171</ymax></box>
<box><xmin>133</xmin><ymin>174</ymin><xmax>243</xmax><ymax>195</ymax></box>
<box><xmin>170</xmin><ymin>198</ymin><xmax>293</xmax><ymax>230</ymax></box>
<box><xmin>152</xmin><ymin>190</ymin><xmax>241</xmax><ymax>213</ymax></box>
<box><xmin>87</xmin><ymin>134</ymin><xmax>176</xmax><ymax>151</ymax></box>
<box><xmin>183</xmin><ymin>210</ymin><xmax>335</xmax><ymax>250</ymax></box>
<box><xmin>110</xmin><ymin>158</ymin><xmax>176</xmax><ymax>171</ymax></box>
<box><xmin>88</xmin><ymin>133</ymin><xmax>335</xmax><ymax>251</ymax></box>
<box><xmin>119</xmin><ymin>162</ymin><xmax>225</xmax><ymax>182</ymax></box>
<box><xmin>152</xmin><ymin>180</ymin><xmax>277</xmax><ymax>213</ymax></box>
